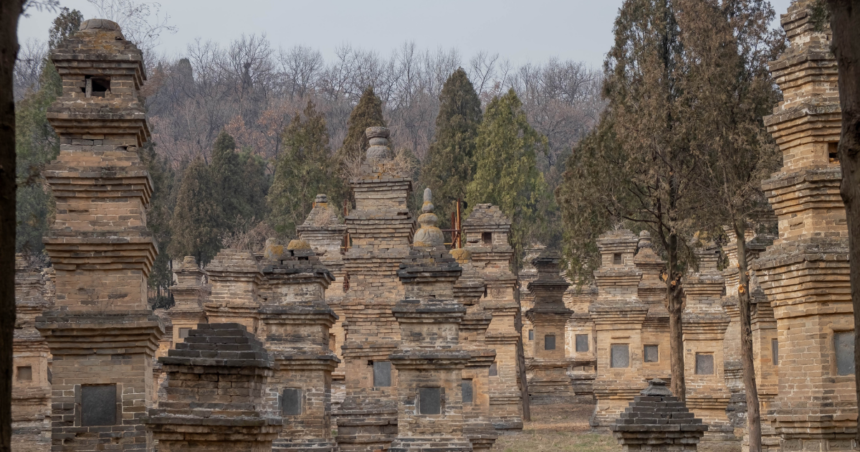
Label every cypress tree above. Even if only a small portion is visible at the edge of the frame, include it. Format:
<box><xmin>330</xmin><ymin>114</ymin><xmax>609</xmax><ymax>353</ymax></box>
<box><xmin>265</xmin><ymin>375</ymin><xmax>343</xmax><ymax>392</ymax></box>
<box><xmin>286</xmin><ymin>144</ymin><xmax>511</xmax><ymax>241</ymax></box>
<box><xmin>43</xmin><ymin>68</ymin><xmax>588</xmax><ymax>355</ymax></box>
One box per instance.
<box><xmin>420</xmin><ymin>68</ymin><xmax>482</xmax><ymax>229</ymax></box>
<box><xmin>168</xmin><ymin>157</ymin><xmax>223</xmax><ymax>264</ymax></box>
<box><xmin>209</xmin><ymin>130</ymin><xmax>245</xmax><ymax>226</ymax></box>
<box><xmin>268</xmin><ymin>100</ymin><xmax>337</xmax><ymax>237</ymax></box>
<box><xmin>335</xmin><ymin>86</ymin><xmax>386</xmax><ymax>187</ymax></box>
<box><xmin>466</xmin><ymin>88</ymin><xmax>547</xmax><ymax>263</ymax></box>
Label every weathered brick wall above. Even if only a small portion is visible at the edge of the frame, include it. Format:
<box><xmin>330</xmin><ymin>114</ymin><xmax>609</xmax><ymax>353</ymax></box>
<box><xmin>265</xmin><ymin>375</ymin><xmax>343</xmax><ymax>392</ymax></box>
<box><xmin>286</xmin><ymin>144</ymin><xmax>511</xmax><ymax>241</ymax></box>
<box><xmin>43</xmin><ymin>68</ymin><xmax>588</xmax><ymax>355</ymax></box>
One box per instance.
<box><xmin>204</xmin><ymin>249</ymin><xmax>263</xmax><ymax>335</ymax></box>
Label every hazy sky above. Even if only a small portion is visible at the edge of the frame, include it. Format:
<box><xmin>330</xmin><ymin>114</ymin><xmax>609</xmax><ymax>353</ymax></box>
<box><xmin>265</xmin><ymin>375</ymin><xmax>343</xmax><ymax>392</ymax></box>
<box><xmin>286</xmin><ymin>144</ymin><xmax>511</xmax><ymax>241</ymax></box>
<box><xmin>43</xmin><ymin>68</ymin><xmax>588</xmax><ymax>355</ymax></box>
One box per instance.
<box><xmin>17</xmin><ymin>0</ymin><xmax>793</xmax><ymax>69</ymax></box>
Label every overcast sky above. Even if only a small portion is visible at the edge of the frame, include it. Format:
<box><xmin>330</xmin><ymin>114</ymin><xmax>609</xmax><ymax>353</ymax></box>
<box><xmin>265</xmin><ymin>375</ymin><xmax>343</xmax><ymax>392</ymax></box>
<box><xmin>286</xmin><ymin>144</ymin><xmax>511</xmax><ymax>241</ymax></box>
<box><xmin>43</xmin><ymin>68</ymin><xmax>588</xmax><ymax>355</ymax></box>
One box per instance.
<box><xmin>17</xmin><ymin>0</ymin><xmax>793</xmax><ymax>70</ymax></box>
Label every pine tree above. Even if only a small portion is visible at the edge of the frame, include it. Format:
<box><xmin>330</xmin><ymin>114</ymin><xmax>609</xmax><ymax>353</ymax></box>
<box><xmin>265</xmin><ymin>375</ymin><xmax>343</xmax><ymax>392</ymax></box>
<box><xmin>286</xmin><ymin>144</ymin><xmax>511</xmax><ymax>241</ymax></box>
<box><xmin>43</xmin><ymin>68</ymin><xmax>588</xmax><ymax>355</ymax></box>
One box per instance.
<box><xmin>466</xmin><ymin>88</ymin><xmax>548</xmax><ymax>263</ymax></box>
<box><xmin>268</xmin><ymin>101</ymin><xmax>337</xmax><ymax>237</ymax></box>
<box><xmin>140</xmin><ymin>141</ymin><xmax>177</xmax><ymax>308</ymax></box>
<box><xmin>168</xmin><ymin>158</ymin><xmax>223</xmax><ymax>264</ymax></box>
<box><xmin>334</xmin><ymin>86</ymin><xmax>386</xmax><ymax>197</ymax></box>
<box><xmin>209</xmin><ymin>130</ymin><xmax>245</xmax><ymax>226</ymax></box>
<box><xmin>48</xmin><ymin>8</ymin><xmax>83</xmax><ymax>51</ymax></box>
<box><xmin>420</xmin><ymin>68</ymin><xmax>482</xmax><ymax>229</ymax></box>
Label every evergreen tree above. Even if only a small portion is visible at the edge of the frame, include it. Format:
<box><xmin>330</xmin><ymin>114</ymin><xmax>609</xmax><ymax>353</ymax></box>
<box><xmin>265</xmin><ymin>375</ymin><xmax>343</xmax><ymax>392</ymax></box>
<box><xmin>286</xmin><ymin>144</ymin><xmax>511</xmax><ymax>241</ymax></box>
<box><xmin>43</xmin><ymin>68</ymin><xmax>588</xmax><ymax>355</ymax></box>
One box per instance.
<box><xmin>268</xmin><ymin>101</ymin><xmax>337</xmax><ymax>237</ymax></box>
<box><xmin>139</xmin><ymin>141</ymin><xmax>177</xmax><ymax>308</ymax></box>
<box><xmin>466</xmin><ymin>88</ymin><xmax>548</xmax><ymax>263</ymax></box>
<box><xmin>209</xmin><ymin>130</ymin><xmax>245</xmax><ymax>226</ymax></box>
<box><xmin>48</xmin><ymin>8</ymin><xmax>83</xmax><ymax>51</ymax></box>
<box><xmin>168</xmin><ymin>158</ymin><xmax>222</xmax><ymax>264</ymax></box>
<box><xmin>334</xmin><ymin>86</ymin><xmax>386</xmax><ymax>204</ymax></box>
<box><xmin>238</xmin><ymin>147</ymin><xmax>269</xmax><ymax>224</ymax></box>
<box><xmin>420</xmin><ymin>68</ymin><xmax>482</xmax><ymax>229</ymax></box>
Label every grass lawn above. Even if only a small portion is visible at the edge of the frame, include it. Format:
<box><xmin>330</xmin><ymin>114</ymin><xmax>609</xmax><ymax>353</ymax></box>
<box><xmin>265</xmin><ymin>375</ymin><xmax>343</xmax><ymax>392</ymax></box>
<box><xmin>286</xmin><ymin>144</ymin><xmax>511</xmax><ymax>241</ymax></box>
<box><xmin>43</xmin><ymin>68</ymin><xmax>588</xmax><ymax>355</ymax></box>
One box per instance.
<box><xmin>492</xmin><ymin>402</ymin><xmax>621</xmax><ymax>452</ymax></box>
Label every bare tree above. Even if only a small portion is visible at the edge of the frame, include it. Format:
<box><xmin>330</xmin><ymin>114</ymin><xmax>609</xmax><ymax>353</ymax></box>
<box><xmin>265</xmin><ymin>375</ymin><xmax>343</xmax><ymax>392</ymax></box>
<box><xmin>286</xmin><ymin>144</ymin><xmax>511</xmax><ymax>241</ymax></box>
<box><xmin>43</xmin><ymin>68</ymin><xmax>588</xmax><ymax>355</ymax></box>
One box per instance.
<box><xmin>86</xmin><ymin>0</ymin><xmax>175</xmax><ymax>59</ymax></box>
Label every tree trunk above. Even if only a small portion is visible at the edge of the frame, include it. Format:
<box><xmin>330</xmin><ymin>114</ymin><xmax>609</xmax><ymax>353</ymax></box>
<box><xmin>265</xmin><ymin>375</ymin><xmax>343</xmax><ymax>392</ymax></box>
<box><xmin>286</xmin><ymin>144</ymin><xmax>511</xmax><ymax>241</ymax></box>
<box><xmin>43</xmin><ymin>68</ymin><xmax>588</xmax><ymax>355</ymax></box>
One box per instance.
<box><xmin>825</xmin><ymin>0</ymin><xmax>860</xmax><ymax>444</ymax></box>
<box><xmin>0</xmin><ymin>1</ymin><xmax>24</xmax><ymax>450</ymax></box>
<box><xmin>668</xmin><ymin>282</ymin><xmax>685</xmax><ymax>402</ymax></box>
<box><xmin>735</xmin><ymin>222</ymin><xmax>762</xmax><ymax>452</ymax></box>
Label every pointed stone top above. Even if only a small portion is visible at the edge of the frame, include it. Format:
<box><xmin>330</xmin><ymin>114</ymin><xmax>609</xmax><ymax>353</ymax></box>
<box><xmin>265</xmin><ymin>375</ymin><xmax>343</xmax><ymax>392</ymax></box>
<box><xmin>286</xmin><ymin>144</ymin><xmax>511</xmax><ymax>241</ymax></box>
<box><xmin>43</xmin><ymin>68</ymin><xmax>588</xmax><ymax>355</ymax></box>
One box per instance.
<box><xmin>365</xmin><ymin>126</ymin><xmax>394</xmax><ymax>161</ymax></box>
<box><xmin>177</xmin><ymin>256</ymin><xmax>201</xmax><ymax>273</ymax></box>
<box><xmin>299</xmin><ymin>194</ymin><xmax>343</xmax><ymax>229</ymax></box>
<box><xmin>414</xmin><ymin>187</ymin><xmax>444</xmax><ymax>248</ymax></box>
<box><xmin>634</xmin><ymin>230</ymin><xmax>665</xmax><ymax>267</ymax></box>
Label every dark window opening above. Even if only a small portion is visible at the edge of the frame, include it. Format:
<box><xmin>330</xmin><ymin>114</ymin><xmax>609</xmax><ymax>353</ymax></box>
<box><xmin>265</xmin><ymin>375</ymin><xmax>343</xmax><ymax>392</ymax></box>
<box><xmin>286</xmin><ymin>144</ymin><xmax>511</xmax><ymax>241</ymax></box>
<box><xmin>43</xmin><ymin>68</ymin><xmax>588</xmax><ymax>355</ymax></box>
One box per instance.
<box><xmin>482</xmin><ymin>232</ymin><xmax>492</xmax><ymax>245</ymax></box>
<box><xmin>695</xmin><ymin>353</ymin><xmax>714</xmax><ymax>375</ymax></box>
<box><xmin>178</xmin><ymin>328</ymin><xmax>191</xmax><ymax>339</ymax></box>
<box><xmin>83</xmin><ymin>76</ymin><xmax>110</xmax><ymax>98</ymax></box>
<box><xmin>489</xmin><ymin>362</ymin><xmax>498</xmax><ymax>377</ymax></box>
<box><xmin>611</xmin><ymin>344</ymin><xmax>629</xmax><ymax>368</ymax></box>
<box><xmin>528</xmin><ymin>329</ymin><xmax>534</xmax><ymax>340</ymax></box>
<box><xmin>282</xmin><ymin>388</ymin><xmax>302</xmax><ymax>416</ymax></box>
<box><xmin>644</xmin><ymin>345</ymin><xmax>659</xmax><ymax>363</ymax></box>
<box><xmin>373</xmin><ymin>361</ymin><xmax>392</xmax><ymax>387</ymax></box>
<box><xmin>836</xmin><ymin>331</ymin><xmax>855</xmax><ymax>376</ymax></box>
<box><xmin>545</xmin><ymin>334</ymin><xmax>556</xmax><ymax>350</ymax></box>
<box><xmin>613</xmin><ymin>253</ymin><xmax>622</xmax><ymax>265</ymax></box>
<box><xmin>419</xmin><ymin>387</ymin><xmax>441</xmax><ymax>415</ymax></box>
<box><xmin>829</xmin><ymin>142</ymin><xmax>840</xmax><ymax>163</ymax></box>
<box><xmin>81</xmin><ymin>384</ymin><xmax>117</xmax><ymax>426</ymax></box>
<box><xmin>17</xmin><ymin>366</ymin><xmax>32</xmax><ymax>381</ymax></box>
<box><xmin>772</xmin><ymin>339</ymin><xmax>779</xmax><ymax>366</ymax></box>
<box><xmin>575</xmin><ymin>334</ymin><xmax>589</xmax><ymax>352</ymax></box>
<box><xmin>461</xmin><ymin>380</ymin><xmax>473</xmax><ymax>405</ymax></box>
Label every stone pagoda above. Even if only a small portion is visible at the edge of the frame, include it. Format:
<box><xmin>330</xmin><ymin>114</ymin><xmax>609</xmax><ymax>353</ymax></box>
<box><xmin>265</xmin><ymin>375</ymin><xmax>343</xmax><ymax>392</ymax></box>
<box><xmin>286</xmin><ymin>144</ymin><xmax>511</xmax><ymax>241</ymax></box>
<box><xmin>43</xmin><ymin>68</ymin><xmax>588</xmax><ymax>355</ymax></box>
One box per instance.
<box><xmin>451</xmin><ymin>248</ymin><xmax>497</xmax><ymax>451</ymax></box>
<box><xmin>297</xmin><ymin>193</ymin><xmax>349</xmax><ymax>405</ymax></box>
<box><xmin>389</xmin><ymin>188</ymin><xmax>473</xmax><ymax>451</ymax></box>
<box><xmin>681</xmin><ymin>242</ymin><xmax>733</xmax><ymax>449</ymax></box>
<box><xmin>566</xmin><ymin>283</ymin><xmax>597</xmax><ymax>400</ymax></box>
<box><xmin>145</xmin><ymin>323</ymin><xmax>281</xmax><ymax>451</ymax></box>
<box><xmin>205</xmin><ymin>248</ymin><xmax>263</xmax><ymax>334</ymax></box>
<box><xmin>336</xmin><ymin>127</ymin><xmax>414</xmax><ymax>451</ymax></box>
<box><xmin>12</xmin><ymin>255</ymin><xmax>52</xmax><ymax>451</ymax></box>
<box><xmin>524</xmin><ymin>250</ymin><xmax>576</xmax><ymax>405</ymax></box>
<box><xmin>633</xmin><ymin>232</ymin><xmax>671</xmax><ymax>383</ymax></box>
<box><xmin>518</xmin><ymin>243</ymin><xmax>545</xmax><ymax>360</ymax></box>
<box><xmin>462</xmin><ymin>204</ymin><xmax>524</xmax><ymax>430</ymax></box>
<box><xmin>167</xmin><ymin>256</ymin><xmax>209</xmax><ymax>345</ymax></box>
<box><xmin>754</xmin><ymin>1</ymin><xmax>857</xmax><ymax>449</ymax></box>
<box><xmin>589</xmin><ymin>229</ymin><xmax>647</xmax><ymax>428</ymax></box>
<box><xmin>35</xmin><ymin>19</ymin><xmax>165</xmax><ymax>451</ymax></box>
<box><xmin>258</xmin><ymin>238</ymin><xmax>340</xmax><ymax>451</ymax></box>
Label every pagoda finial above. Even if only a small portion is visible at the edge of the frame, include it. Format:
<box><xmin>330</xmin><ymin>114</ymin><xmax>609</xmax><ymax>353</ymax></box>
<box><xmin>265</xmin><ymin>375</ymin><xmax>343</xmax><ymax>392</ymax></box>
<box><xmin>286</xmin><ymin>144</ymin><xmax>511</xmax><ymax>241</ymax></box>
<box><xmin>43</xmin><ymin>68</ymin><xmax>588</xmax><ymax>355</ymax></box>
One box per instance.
<box><xmin>413</xmin><ymin>188</ymin><xmax>444</xmax><ymax>247</ymax></box>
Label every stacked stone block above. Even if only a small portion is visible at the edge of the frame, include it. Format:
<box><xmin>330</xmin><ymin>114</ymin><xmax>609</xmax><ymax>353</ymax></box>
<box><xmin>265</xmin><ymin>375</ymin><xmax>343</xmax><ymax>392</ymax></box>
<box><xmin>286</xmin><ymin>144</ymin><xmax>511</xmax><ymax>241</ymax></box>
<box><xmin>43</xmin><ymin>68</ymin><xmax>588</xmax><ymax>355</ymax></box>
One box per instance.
<box><xmin>145</xmin><ymin>323</ymin><xmax>281</xmax><ymax>451</ymax></box>
<box><xmin>610</xmin><ymin>379</ymin><xmax>707</xmax><ymax>452</ymax></box>
<box><xmin>633</xmin><ymin>232</ymin><xmax>671</xmax><ymax>383</ymax></box>
<box><xmin>205</xmin><ymin>249</ymin><xmax>263</xmax><ymax>335</ymax></box>
<box><xmin>336</xmin><ymin>127</ymin><xmax>413</xmax><ymax>451</ymax></box>
<box><xmin>389</xmin><ymin>188</ymin><xmax>473</xmax><ymax>451</ymax></box>
<box><xmin>525</xmin><ymin>250</ymin><xmax>577</xmax><ymax>405</ymax></box>
<box><xmin>297</xmin><ymin>193</ymin><xmax>349</xmax><ymax>409</ymax></box>
<box><xmin>451</xmin><ymin>248</ymin><xmax>497</xmax><ymax>451</ymax></box>
<box><xmin>35</xmin><ymin>19</ymin><xmax>165</xmax><ymax>451</ymax></box>
<box><xmin>12</xmin><ymin>256</ymin><xmax>52</xmax><ymax>451</ymax></box>
<box><xmin>589</xmin><ymin>229</ymin><xmax>647</xmax><ymax>428</ymax></box>
<box><xmin>682</xmin><ymin>243</ymin><xmax>735</xmax><ymax>450</ymax></box>
<box><xmin>258</xmin><ymin>238</ymin><xmax>340</xmax><ymax>451</ymax></box>
<box><xmin>753</xmin><ymin>1</ymin><xmax>857</xmax><ymax>450</ymax></box>
<box><xmin>463</xmin><ymin>204</ymin><xmax>524</xmax><ymax>430</ymax></box>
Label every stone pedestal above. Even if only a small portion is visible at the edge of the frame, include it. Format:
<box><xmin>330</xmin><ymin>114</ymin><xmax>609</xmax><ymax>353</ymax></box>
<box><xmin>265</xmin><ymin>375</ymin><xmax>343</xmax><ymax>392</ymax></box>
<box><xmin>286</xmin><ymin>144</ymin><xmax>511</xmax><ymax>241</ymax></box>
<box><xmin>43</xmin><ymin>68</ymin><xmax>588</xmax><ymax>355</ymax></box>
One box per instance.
<box><xmin>297</xmin><ymin>194</ymin><xmax>349</xmax><ymax>412</ymax></box>
<box><xmin>205</xmin><ymin>249</ymin><xmax>263</xmax><ymax>335</ymax></box>
<box><xmin>35</xmin><ymin>19</ymin><xmax>164</xmax><ymax>451</ymax></box>
<box><xmin>463</xmin><ymin>204</ymin><xmax>524</xmax><ymax>431</ymax></box>
<box><xmin>525</xmin><ymin>250</ymin><xmax>576</xmax><ymax>405</ymax></box>
<box><xmin>753</xmin><ymin>2</ymin><xmax>857</xmax><ymax>450</ymax></box>
<box><xmin>389</xmin><ymin>189</ymin><xmax>473</xmax><ymax>451</ymax></box>
<box><xmin>610</xmin><ymin>379</ymin><xmax>707</xmax><ymax>452</ymax></box>
<box><xmin>259</xmin><ymin>239</ymin><xmax>340</xmax><ymax>452</ymax></box>
<box><xmin>590</xmin><ymin>230</ymin><xmax>647</xmax><ymax>428</ymax></box>
<box><xmin>336</xmin><ymin>127</ymin><xmax>413</xmax><ymax>451</ymax></box>
<box><xmin>12</xmin><ymin>256</ymin><xmax>52</xmax><ymax>452</ymax></box>
<box><xmin>145</xmin><ymin>323</ymin><xmax>281</xmax><ymax>451</ymax></box>
<box><xmin>682</xmin><ymin>244</ymin><xmax>735</xmax><ymax>450</ymax></box>
<box><xmin>452</xmin><ymin>248</ymin><xmax>497</xmax><ymax>451</ymax></box>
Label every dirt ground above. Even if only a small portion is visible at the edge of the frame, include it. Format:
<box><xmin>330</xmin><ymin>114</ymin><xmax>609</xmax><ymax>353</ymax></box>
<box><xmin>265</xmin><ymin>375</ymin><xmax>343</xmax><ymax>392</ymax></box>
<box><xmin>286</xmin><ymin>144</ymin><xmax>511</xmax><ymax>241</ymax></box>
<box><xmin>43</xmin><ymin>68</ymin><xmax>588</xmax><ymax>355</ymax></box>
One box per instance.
<box><xmin>491</xmin><ymin>402</ymin><xmax>621</xmax><ymax>452</ymax></box>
